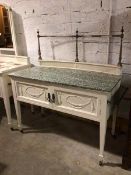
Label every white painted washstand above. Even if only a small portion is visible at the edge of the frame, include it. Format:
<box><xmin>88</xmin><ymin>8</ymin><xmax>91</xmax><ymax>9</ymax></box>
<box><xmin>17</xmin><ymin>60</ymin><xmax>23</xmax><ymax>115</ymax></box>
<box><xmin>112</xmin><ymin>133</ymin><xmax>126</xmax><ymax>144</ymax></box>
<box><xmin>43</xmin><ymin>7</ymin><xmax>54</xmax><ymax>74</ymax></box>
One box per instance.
<box><xmin>0</xmin><ymin>4</ymin><xmax>31</xmax><ymax>126</ymax></box>
<box><xmin>0</xmin><ymin>55</ymin><xmax>30</xmax><ymax>126</ymax></box>
<box><xmin>9</xmin><ymin>27</ymin><xmax>124</xmax><ymax>165</ymax></box>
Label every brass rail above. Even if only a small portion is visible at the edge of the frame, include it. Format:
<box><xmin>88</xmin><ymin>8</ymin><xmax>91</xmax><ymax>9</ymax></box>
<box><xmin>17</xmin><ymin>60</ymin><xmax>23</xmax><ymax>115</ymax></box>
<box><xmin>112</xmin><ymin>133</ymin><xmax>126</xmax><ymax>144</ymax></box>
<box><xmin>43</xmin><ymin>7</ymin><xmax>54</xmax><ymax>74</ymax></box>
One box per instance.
<box><xmin>37</xmin><ymin>26</ymin><xmax>124</xmax><ymax>65</ymax></box>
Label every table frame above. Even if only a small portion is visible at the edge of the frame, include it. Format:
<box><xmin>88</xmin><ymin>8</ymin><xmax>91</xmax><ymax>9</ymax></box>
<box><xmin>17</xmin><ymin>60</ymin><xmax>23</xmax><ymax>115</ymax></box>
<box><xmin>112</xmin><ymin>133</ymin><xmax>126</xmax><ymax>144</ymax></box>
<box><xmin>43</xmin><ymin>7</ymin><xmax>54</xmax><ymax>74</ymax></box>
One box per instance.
<box><xmin>10</xmin><ymin>61</ymin><xmax>121</xmax><ymax>165</ymax></box>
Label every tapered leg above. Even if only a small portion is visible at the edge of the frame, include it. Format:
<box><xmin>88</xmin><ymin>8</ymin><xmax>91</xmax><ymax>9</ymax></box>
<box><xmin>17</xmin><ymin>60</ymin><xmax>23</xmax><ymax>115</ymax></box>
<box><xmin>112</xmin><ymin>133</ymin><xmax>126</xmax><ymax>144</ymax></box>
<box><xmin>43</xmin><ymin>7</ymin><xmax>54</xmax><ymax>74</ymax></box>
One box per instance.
<box><xmin>11</xmin><ymin>79</ymin><xmax>22</xmax><ymax>131</ymax></box>
<box><xmin>1</xmin><ymin>77</ymin><xmax>12</xmax><ymax>125</ymax></box>
<box><xmin>99</xmin><ymin>96</ymin><xmax>108</xmax><ymax>165</ymax></box>
<box><xmin>15</xmin><ymin>101</ymin><xmax>22</xmax><ymax>130</ymax></box>
<box><xmin>99</xmin><ymin>119</ymin><xmax>107</xmax><ymax>165</ymax></box>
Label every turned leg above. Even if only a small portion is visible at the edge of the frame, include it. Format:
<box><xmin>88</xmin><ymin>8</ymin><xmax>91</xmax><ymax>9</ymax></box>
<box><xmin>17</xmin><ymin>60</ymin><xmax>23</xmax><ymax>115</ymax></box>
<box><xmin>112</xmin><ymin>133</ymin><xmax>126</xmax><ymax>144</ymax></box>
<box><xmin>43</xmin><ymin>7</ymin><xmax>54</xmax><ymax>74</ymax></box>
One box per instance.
<box><xmin>1</xmin><ymin>77</ymin><xmax>12</xmax><ymax>125</ymax></box>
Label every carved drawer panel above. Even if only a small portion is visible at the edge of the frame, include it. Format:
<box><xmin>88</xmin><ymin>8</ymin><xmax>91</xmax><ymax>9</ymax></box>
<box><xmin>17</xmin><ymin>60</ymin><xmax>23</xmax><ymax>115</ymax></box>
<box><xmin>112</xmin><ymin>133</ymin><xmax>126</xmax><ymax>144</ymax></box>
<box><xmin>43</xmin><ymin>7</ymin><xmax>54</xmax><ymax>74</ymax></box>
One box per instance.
<box><xmin>16</xmin><ymin>82</ymin><xmax>49</xmax><ymax>106</ymax></box>
<box><xmin>55</xmin><ymin>89</ymin><xmax>99</xmax><ymax>120</ymax></box>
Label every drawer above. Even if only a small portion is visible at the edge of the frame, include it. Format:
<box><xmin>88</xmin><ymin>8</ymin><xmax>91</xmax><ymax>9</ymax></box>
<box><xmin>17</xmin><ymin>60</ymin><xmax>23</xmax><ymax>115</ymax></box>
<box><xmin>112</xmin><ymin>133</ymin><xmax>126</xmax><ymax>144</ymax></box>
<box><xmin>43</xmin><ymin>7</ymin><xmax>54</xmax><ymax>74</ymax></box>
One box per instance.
<box><xmin>16</xmin><ymin>82</ymin><xmax>50</xmax><ymax>107</ymax></box>
<box><xmin>54</xmin><ymin>89</ymin><xmax>101</xmax><ymax>121</ymax></box>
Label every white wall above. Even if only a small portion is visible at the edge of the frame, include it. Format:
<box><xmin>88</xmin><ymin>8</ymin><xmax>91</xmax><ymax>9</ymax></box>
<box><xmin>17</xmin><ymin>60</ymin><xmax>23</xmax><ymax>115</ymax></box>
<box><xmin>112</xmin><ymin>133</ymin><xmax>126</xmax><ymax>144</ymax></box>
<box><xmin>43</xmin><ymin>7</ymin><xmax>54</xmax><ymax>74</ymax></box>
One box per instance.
<box><xmin>0</xmin><ymin>0</ymin><xmax>131</xmax><ymax>70</ymax></box>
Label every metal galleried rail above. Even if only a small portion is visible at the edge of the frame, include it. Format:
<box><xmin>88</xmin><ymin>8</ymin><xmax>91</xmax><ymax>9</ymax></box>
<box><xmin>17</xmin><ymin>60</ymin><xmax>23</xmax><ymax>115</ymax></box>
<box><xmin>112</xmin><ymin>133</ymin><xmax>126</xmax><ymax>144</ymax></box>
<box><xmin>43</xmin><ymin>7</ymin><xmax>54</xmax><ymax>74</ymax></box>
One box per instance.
<box><xmin>37</xmin><ymin>26</ymin><xmax>124</xmax><ymax>65</ymax></box>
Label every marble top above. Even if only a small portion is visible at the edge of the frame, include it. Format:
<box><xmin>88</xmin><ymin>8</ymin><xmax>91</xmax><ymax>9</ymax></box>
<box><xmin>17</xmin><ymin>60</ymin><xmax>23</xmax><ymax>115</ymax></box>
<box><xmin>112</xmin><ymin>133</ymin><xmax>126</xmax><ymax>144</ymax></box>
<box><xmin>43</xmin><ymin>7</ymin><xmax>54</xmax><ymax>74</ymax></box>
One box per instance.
<box><xmin>9</xmin><ymin>66</ymin><xmax>121</xmax><ymax>92</ymax></box>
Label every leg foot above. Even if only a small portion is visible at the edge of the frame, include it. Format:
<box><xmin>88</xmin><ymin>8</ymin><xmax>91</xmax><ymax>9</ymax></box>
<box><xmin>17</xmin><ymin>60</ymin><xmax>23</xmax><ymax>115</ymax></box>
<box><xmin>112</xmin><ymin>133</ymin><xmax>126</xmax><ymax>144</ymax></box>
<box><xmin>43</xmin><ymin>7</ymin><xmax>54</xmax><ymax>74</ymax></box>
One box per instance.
<box><xmin>111</xmin><ymin>133</ymin><xmax>117</xmax><ymax>139</ymax></box>
<box><xmin>19</xmin><ymin>128</ymin><xmax>24</xmax><ymax>133</ymax></box>
<box><xmin>99</xmin><ymin>154</ymin><xmax>104</xmax><ymax>166</ymax></box>
<box><xmin>10</xmin><ymin>127</ymin><xmax>14</xmax><ymax>131</ymax></box>
<box><xmin>99</xmin><ymin>160</ymin><xmax>103</xmax><ymax>166</ymax></box>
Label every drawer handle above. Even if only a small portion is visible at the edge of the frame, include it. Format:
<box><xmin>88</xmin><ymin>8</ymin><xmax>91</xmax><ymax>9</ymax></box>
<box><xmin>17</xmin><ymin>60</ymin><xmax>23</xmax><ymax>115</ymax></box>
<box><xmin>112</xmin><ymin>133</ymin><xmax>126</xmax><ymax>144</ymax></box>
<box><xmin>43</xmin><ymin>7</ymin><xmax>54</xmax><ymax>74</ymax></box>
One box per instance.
<box><xmin>48</xmin><ymin>93</ymin><xmax>51</xmax><ymax>102</ymax></box>
<box><xmin>52</xmin><ymin>93</ymin><xmax>55</xmax><ymax>103</ymax></box>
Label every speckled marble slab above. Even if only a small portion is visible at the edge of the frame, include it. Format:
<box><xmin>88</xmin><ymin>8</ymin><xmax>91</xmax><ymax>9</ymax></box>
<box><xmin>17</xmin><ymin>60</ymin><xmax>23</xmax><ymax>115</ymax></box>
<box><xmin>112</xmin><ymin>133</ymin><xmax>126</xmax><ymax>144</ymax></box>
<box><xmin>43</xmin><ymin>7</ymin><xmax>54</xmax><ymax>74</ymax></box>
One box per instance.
<box><xmin>9</xmin><ymin>66</ymin><xmax>121</xmax><ymax>92</ymax></box>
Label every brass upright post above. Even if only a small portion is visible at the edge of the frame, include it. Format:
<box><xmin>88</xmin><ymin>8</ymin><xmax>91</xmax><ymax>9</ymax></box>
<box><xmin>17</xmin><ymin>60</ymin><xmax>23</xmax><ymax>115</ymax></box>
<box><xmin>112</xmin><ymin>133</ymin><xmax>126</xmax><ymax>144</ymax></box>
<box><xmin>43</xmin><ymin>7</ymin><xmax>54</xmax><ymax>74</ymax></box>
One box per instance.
<box><xmin>118</xmin><ymin>26</ymin><xmax>124</xmax><ymax>66</ymax></box>
<box><xmin>75</xmin><ymin>29</ymin><xmax>79</xmax><ymax>62</ymax></box>
<box><xmin>37</xmin><ymin>30</ymin><xmax>42</xmax><ymax>60</ymax></box>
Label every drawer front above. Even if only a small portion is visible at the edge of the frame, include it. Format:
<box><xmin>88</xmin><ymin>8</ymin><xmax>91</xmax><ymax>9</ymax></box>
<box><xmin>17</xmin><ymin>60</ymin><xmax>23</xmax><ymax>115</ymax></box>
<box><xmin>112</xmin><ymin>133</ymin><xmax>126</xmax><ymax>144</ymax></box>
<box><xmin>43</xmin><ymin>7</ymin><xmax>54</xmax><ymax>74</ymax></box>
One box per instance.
<box><xmin>16</xmin><ymin>82</ymin><xmax>50</xmax><ymax>107</ymax></box>
<box><xmin>54</xmin><ymin>89</ymin><xmax>100</xmax><ymax>121</ymax></box>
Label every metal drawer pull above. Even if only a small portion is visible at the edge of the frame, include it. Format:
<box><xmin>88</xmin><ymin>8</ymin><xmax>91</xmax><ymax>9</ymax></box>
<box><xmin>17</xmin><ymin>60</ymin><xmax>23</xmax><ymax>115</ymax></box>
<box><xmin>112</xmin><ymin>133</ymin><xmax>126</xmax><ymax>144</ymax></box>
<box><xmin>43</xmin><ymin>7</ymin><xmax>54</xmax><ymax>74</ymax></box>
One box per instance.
<box><xmin>52</xmin><ymin>93</ymin><xmax>55</xmax><ymax>103</ymax></box>
<box><xmin>47</xmin><ymin>93</ymin><xmax>51</xmax><ymax>102</ymax></box>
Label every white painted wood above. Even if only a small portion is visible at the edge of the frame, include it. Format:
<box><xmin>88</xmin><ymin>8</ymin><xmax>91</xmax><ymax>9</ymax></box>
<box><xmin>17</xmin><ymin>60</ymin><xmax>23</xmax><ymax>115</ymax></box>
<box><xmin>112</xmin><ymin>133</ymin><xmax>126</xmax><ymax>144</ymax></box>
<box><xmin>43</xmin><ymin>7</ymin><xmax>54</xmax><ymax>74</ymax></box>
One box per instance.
<box><xmin>16</xmin><ymin>81</ymin><xmax>51</xmax><ymax>109</ymax></box>
<box><xmin>53</xmin><ymin>86</ymin><xmax>100</xmax><ymax>122</ymax></box>
<box><xmin>0</xmin><ymin>4</ymin><xmax>18</xmax><ymax>55</ymax></box>
<box><xmin>0</xmin><ymin>55</ymin><xmax>30</xmax><ymax>65</ymax></box>
<box><xmin>99</xmin><ymin>95</ymin><xmax>108</xmax><ymax>163</ymax></box>
<box><xmin>11</xmin><ymin>79</ymin><xmax>22</xmax><ymax>129</ymax></box>
<box><xmin>39</xmin><ymin>60</ymin><xmax>122</xmax><ymax>75</ymax></box>
<box><xmin>0</xmin><ymin>55</ymin><xmax>30</xmax><ymax>125</ymax></box>
<box><xmin>11</xmin><ymin>77</ymin><xmax>111</xmax><ymax>162</ymax></box>
<box><xmin>0</xmin><ymin>76</ymin><xmax>12</xmax><ymax>125</ymax></box>
<box><xmin>10</xmin><ymin>77</ymin><xmax>115</xmax><ymax>163</ymax></box>
<box><xmin>9</xmin><ymin>9</ymin><xmax>18</xmax><ymax>55</ymax></box>
<box><xmin>10</xmin><ymin>61</ymin><xmax>121</xmax><ymax>163</ymax></box>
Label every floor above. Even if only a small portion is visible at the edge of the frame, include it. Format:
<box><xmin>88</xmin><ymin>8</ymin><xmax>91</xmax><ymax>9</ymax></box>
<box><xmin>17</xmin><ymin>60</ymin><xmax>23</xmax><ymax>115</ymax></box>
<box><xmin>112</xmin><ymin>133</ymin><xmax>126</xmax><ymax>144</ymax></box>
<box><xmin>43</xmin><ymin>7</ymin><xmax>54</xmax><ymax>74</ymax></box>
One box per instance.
<box><xmin>0</xmin><ymin>100</ymin><xmax>131</xmax><ymax>175</ymax></box>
